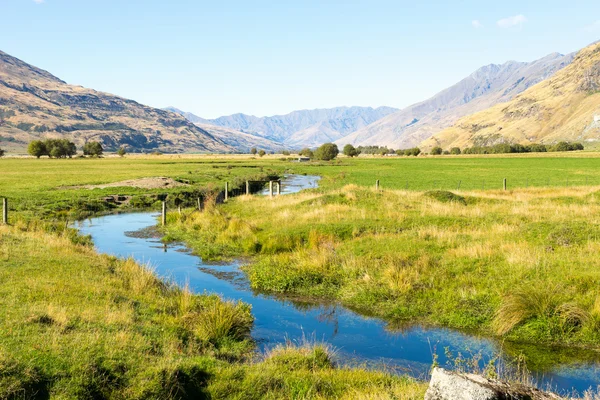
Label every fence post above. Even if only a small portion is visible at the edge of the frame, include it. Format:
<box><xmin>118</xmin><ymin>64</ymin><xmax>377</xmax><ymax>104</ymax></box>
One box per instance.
<box><xmin>276</xmin><ymin>181</ymin><xmax>281</xmax><ymax>195</ymax></box>
<box><xmin>503</xmin><ymin>178</ymin><xmax>507</xmax><ymax>191</ymax></box>
<box><xmin>197</xmin><ymin>198</ymin><xmax>201</xmax><ymax>211</ymax></box>
<box><xmin>2</xmin><ymin>198</ymin><xmax>7</xmax><ymax>225</ymax></box>
<box><xmin>246</xmin><ymin>181</ymin><xmax>250</xmax><ymax>195</ymax></box>
<box><xmin>376</xmin><ymin>180</ymin><xmax>380</xmax><ymax>191</ymax></box>
<box><xmin>161</xmin><ymin>201</ymin><xmax>167</xmax><ymax>226</ymax></box>
<box><xmin>225</xmin><ymin>182</ymin><xmax>229</xmax><ymax>202</ymax></box>
<box><xmin>457</xmin><ymin>181</ymin><xmax>461</xmax><ymax>190</ymax></box>
<box><xmin>269</xmin><ymin>181</ymin><xmax>273</xmax><ymax>197</ymax></box>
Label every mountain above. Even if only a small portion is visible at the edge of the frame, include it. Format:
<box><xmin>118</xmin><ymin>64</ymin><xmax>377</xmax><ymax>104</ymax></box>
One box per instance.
<box><xmin>0</xmin><ymin>50</ymin><xmax>233</xmax><ymax>153</ymax></box>
<box><xmin>164</xmin><ymin>107</ymin><xmax>285</xmax><ymax>152</ymax></box>
<box><xmin>175</xmin><ymin>106</ymin><xmax>398</xmax><ymax>148</ymax></box>
<box><xmin>336</xmin><ymin>51</ymin><xmax>574</xmax><ymax>149</ymax></box>
<box><xmin>422</xmin><ymin>42</ymin><xmax>600</xmax><ymax>150</ymax></box>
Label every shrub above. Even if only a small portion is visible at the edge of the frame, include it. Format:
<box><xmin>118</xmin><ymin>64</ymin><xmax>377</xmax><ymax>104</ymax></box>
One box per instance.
<box><xmin>117</xmin><ymin>147</ymin><xmax>127</xmax><ymax>157</ymax></box>
<box><xmin>83</xmin><ymin>141</ymin><xmax>103</xmax><ymax>157</ymax></box>
<box><xmin>343</xmin><ymin>144</ymin><xmax>359</xmax><ymax>157</ymax></box>
<box><xmin>450</xmin><ymin>147</ymin><xmax>461</xmax><ymax>155</ymax></box>
<box><xmin>258</xmin><ymin>150</ymin><xmax>266</xmax><ymax>157</ymax></box>
<box><xmin>250</xmin><ymin>147</ymin><xmax>257</xmax><ymax>155</ymax></box>
<box><xmin>431</xmin><ymin>147</ymin><xmax>443</xmax><ymax>155</ymax></box>
<box><xmin>314</xmin><ymin>143</ymin><xmax>339</xmax><ymax>161</ymax></box>
<box><xmin>0</xmin><ymin>148</ymin><xmax>4</xmax><ymax>158</ymax></box>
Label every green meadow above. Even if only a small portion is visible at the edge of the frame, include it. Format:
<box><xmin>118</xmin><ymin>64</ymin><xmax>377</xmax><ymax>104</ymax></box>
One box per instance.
<box><xmin>2</xmin><ymin>152</ymin><xmax>600</xmax><ymax>398</ymax></box>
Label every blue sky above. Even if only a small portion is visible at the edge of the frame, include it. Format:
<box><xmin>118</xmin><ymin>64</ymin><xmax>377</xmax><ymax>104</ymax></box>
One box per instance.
<box><xmin>2</xmin><ymin>0</ymin><xmax>600</xmax><ymax>118</ymax></box>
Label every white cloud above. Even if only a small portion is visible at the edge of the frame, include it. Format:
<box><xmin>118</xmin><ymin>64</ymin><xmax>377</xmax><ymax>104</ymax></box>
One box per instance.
<box><xmin>472</xmin><ymin>20</ymin><xmax>484</xmax><ymax>29</ymax></box>
<box><xmin>497</xmin><ymin>14</ymin><xmax>527</xmax><ymax>29</ymax></box>
<box><xmin>584</xmin><ymin>20</ymin><xmax>600</xmax><ymax>33</ymax></box>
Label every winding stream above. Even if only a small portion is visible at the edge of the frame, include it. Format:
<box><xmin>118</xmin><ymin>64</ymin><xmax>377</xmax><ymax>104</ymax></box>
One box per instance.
<box><xmin>76</xmin><ymin>175</ymin><xmax>600</xmax><ymax>395</ymax></box>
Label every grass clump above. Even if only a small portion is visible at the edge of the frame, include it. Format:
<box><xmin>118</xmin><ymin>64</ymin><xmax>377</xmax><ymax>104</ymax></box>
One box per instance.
<box><xmin>424</xmin><ymin>190</ymin><xmax>467</xmax><ymax>205</ymax></box>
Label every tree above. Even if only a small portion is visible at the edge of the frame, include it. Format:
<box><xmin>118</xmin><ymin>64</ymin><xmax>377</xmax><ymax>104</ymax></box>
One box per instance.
<box><xmin>258</xmin><ymin>149</ymin><xmax>266</xmax><ymax>157</ymax></box>
<box><xmin>83</xmin><ymin>141</ymin><xmax>103</xmax><ymax>157</ymax></box>
<box><xmin>28</xmin><ymin>140</ymin><xmax>47</xmax><ymax>158</ymax></box>
<box><xmin>282</xmin><ymin>150</ymin><xmax>291</xmax><ymax>156</ymax></box>
<box><xmin>0</xmin><ymin>147</ymin><xmax>4</xmax><ymax>158</ymax></box>
<box><xmin>299</xmin><ymin>148</ymin><xmax>314</xmax><ymax>158</ymax></box>
<box><xmin>117</xmin><ymin>147</ymin><xmax>127</xmax><ymax>157</ymax></box>
<box><xmin>343</xmin><ymin>144</ymin><xmax>359</xmax><ymax>157</ymax></box>
<box><xmin>450</xmin><ymin>147</ymin><xmax>461</xmax><ymax>155</ymax></box>
<box><xmin>250</xmin><ymin>147</ymin><xmax>258</xmax><ymax>155</ymax></box>
<box><xmin>431</xmin><ymin>146</ymin><xmax>443</xmax><ymax>155</ymax></box>
<box><xmin>314</xmin><ymin>143</ymin><xmax>339</xmax><ymax>161</ymax></box>
<box><xmin>44</xmin><ymin>139</ymin><xmax>77</xmax><ymax>158</ymax></box>
<box><xmin>395</xmin><ymin>149</ymin><xmax>405</xmax><ymax>156</ymax></box>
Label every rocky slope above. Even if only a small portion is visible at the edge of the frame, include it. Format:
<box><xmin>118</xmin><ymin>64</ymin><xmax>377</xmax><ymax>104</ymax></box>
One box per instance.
<box><xmin>0</xmin><ymin>50</ymin><xmax>233</xmax><ymax>153</ymax></box>
<box><xmin>337</xmin><ymin>51</ymin><xmax>574</xmax><ymax>149</ymax></box>
<box><xmin>169</xmin><ymin>106</ymin><xmax>398</xmax><ymax>148</ymax></box>
<box><xmin>424</xmin><ymin>42</ymin><xmax>600</xmax><ymax>150</ymax></box>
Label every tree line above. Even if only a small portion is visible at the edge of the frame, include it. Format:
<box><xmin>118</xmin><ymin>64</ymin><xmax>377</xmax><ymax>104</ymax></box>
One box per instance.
<box><xmin>25</xmin><ymin>140</ymin><xmax>127</xmax><ymax>158</ymax></box>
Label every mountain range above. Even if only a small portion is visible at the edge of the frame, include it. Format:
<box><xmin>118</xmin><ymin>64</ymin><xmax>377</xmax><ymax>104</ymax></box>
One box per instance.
<box><xmin>335</xmin><ymin>52</ymin><xmax>574</xmax><ymax>149</ymax></box>
<box><xmin>165</xmin><ymin>106</ymin><xmax>398</xmax><ymax>149</ymax></box>
<box><xmin>423</xmin><ymin>42</ymin><xmax>600</xmax><ymax>150</ymax></box>
<box><xmin>0</xmin><ymin>51</ymin><xmax>252</xmax><ymax>153</ymax></box>
<box><xmin>1</xmin><ymin>41</ymin><xmax>598</xmax><ymax>154</ymax></box>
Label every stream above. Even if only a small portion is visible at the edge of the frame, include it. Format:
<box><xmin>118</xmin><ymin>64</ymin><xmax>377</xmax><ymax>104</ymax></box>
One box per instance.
<box><xmin>76</xmin><ymin>174</ymin><xmax>600</xmax><ymax>395</ymax></box>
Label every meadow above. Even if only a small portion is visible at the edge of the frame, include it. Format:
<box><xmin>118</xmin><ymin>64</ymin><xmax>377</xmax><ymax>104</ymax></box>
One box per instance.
<box><xmin>2</xmin><ymin>152</ymin><xmax>600</xmax><ymax>398</ymax></box>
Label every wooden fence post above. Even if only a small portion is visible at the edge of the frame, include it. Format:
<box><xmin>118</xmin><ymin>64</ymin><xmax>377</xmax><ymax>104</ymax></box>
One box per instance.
<box><xmin>269</xmin><ymin>181</ymin><xmax>273</xmax><ymax>197</ymax></box>
<box><xmin>246</xmin><ymin>181</ymin><xmax>250</xmax><ymax>195</ymax></box>
<box><xmin>276</xmin><ymin>181</ymin><xmax>281</xmax><ymax>195</ymax></box>
<box><xmin>503</xmin><ymin>178</ymin><xmax>507</xmax><ymax>191</ymax></box>
<box><xmin>161</xmin><ymin>201</ymin><xmax>167</xmax><ymax>226</ymax></box>
<box><xmin>225</xmin><ymin>182</ymin><xmax>229</xmax><ymax>202</ymax></box>
<box><xmin>376</xmin><ymin>180</ymin><xmax>380</xmax><ymax>191</ymax></box>
<box><xmin>2</xmin><ymin>198</ymin><xmax>7</xmax><ymax>225</ymax></box>
<box><xmin>197</xmin><ymin>198</ymin><xmax>201</xmax><ymax>211</ymax></box>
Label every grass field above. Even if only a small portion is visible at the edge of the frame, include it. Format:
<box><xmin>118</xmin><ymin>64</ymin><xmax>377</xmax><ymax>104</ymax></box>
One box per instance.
<box><xmin>3</xmin><ymin>152</ymin><xmax>600</xmax><ymax>398</ymax></box>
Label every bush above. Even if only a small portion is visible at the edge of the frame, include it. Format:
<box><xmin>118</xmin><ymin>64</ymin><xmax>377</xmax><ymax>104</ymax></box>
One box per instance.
<box><xmin>258</xmin><ymin>150</ymin><xmax>266</xmax><ymax>157</ymax></box>
<box><xmin>450</xmin><ymin>147</ymin><xmax>461</xmax><ymax>155</ymax></box>
<box><xmin>282</xmin><ymin>150</ymin><xmax>291</xmax><ymax>156</ymax></box>
<box><xmin>250</xmin><ymin>147</ymin><xmax>257</xmax><ymax>155</ymax></box>
<box><xmin>343</xmin><ymin>144</ymin><xmax>359</xmax><ymax>157</ymax></box>
<box><xmin>0</xmin><ymin>148</ymin><xmax>4</xmax><ymax>158</ymax></box>
<box><xmin>314</xmin><ymin>143</ymin><xmax>339</xmax><ymax>161</ymax></box>
<box><xmin>83</xmin><ymin>141</ymin><xmax>103</xmax><ymax>157</ymax></box>
<box><xmin>431</xmin><ymin>147</ymin><xmax>443</xmax><ymax>155</ymax></box>
<box><xmin>402</xmin><ymin>147</ymin><xmax>421</xmax><ymax>156</ymax></box>
<box><xmin>425</xmin><ymin>190</ymin><xmax>466</xmax><ymax>205</ymax></box>
<box><xmin>189</xmin><ymin>297</ymin><xmax>253</xmax><ymax>345</ymax></box>
<box><xmin>117</xmin><ymin>147</ymin><xmax>127</xmax><ymax>157</ymax></box>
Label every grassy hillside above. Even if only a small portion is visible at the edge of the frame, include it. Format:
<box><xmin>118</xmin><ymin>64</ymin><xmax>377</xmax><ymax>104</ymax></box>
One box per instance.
<box><xmin>424</xmin><ymin>42</ymin><xmax>600</xmax><ymax>151</ymax></box>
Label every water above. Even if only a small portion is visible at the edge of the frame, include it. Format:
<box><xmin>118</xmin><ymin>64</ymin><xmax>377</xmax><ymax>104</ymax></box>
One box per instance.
<box><xmin>75</xmin><ymin>175</ymin><xmax>600</xmax><ymax>395</ymax></box>
<box><xmin>259</xmin><ymin>174</ymin><xmax>321</xmax><ymax>195</ymax></box>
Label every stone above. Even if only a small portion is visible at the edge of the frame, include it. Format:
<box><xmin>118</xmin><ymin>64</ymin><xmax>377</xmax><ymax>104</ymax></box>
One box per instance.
<box><xmin>424</xmin><ymin>368</ymin><xmax>563</xmax><ymax>400</ymax></box>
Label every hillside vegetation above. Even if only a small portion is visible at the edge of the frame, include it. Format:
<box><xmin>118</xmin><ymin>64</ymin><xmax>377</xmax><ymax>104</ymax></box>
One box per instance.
<box><xmin>425</xmin><ymin>42</ymin><xmax>600</xmax><ymax>150</ymax></box>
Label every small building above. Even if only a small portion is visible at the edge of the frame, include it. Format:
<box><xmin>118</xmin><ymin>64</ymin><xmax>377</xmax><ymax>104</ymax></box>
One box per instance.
<box><xmin>297</xmin><ymin>157</ymin><xmax>310</xmax><ymax>162</ymax></box>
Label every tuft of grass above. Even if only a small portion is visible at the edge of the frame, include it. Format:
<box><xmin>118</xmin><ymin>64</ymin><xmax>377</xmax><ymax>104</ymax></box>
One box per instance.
<box><xmin>424</xmin><ymin>190</ymin><xmax>467</xmax><ymax>205</ymax></box>
<box><xmin>493</xmin><ymin>286</ymin><xmax>559</xmax><ymax>335</ymax></box>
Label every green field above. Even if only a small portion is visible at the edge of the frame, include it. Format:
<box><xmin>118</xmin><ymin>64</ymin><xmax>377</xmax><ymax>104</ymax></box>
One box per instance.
<box><xmin>2</xmin><ymin>152</ymin><xmax>600</xmax><ymax>398</ymax></box>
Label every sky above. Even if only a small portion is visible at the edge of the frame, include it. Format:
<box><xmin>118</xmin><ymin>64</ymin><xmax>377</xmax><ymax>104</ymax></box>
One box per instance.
<box><xmin>2</xmin><ymin>0</ymin><xmax>600</xmax><ymax>118</ymax></box>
